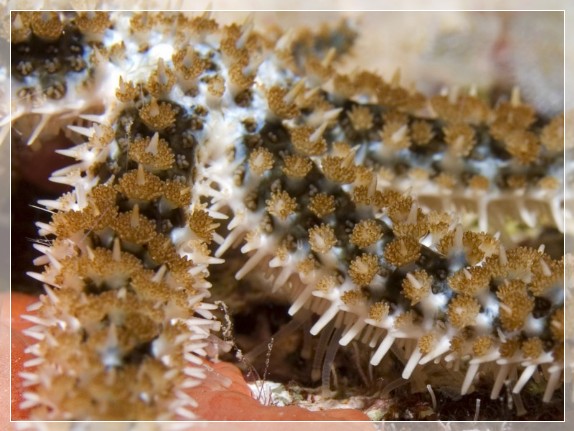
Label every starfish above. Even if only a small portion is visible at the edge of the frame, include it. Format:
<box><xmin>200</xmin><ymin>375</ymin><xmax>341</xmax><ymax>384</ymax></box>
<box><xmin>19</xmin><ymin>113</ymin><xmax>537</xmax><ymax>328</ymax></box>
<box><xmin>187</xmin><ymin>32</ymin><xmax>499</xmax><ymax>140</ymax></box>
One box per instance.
<box><xmin>6</xmin><ymin>10</ymin><xmax>567</xmax><ymax>422</ymax></box>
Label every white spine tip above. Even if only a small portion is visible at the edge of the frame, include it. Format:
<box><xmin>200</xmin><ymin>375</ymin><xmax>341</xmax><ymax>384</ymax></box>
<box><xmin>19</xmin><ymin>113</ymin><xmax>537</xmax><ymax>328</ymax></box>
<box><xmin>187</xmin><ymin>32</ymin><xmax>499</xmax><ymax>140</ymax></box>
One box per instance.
<box><xmin>146</xmin><ymin>132</ymin><xmax>160</xmax><ymax>155</ymax></box>
<box><xmin>310</xmin><ymin>303</ymin><xmax>339</xmax><ymax>336</ymax></box>
<box><xmin>370</xmin><ymin>334</ymin><xmax>395</xmax><ymax>366</ymax></box>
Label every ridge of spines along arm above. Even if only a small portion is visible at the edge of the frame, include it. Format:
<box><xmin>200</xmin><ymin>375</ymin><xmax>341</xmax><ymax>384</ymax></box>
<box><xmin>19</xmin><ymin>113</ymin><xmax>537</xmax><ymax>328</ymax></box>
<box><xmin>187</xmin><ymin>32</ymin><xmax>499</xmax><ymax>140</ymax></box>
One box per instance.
<box><xmin>229</xmin><ymin>55</ymin><xmax>564</xmax><ymax>402</ymax></box>
<box><xmin>18</xmin><ymin>15</ymin><xmax>228</xmax><ymax>419</ymax></box>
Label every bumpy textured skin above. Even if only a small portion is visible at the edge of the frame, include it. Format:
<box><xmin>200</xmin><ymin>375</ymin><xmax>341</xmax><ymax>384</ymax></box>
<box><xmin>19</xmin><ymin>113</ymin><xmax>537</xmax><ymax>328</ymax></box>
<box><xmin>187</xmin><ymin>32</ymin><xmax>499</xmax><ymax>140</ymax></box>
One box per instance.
<box><xmin>10</xmin><ymin>11</ymin><xmax>564</xmax><ymax>420</ymax></box>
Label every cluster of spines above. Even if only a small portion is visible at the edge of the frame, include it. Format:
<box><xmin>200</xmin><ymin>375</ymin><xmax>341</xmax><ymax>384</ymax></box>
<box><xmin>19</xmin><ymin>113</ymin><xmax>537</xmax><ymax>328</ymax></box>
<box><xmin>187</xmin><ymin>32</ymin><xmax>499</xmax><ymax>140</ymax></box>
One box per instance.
<box><xmin>19</xmin><ymin>12</ymin><xmax>245</xmax><ymax>419</ymax></box>
<box><xmin>201</xmin><ymin>18</ymin><xmax>565</xmax><ymax>402</ymax></box>
<box><xmin>343</xmin><ymin>88</ymin><xmax>563</xmax><ymax>232</ymax></box>
<box><xmin>12</xmin><ymin>10</ymin><xmax>565</xmax><ymax>420</ymax></box>
<box><xmin>25</xmin><ymin>120</ymin><xmax>221</xmax><ymax>419</ymax></box>
<box><xmin>230</xmin><ymin>117</ymin><xmax>565</xmax><ymax>399</ymax></box>
<box><xmin>11</xmin><ymin>12</ymin><xmax>110</xmax><ymax>100</ymax></box>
